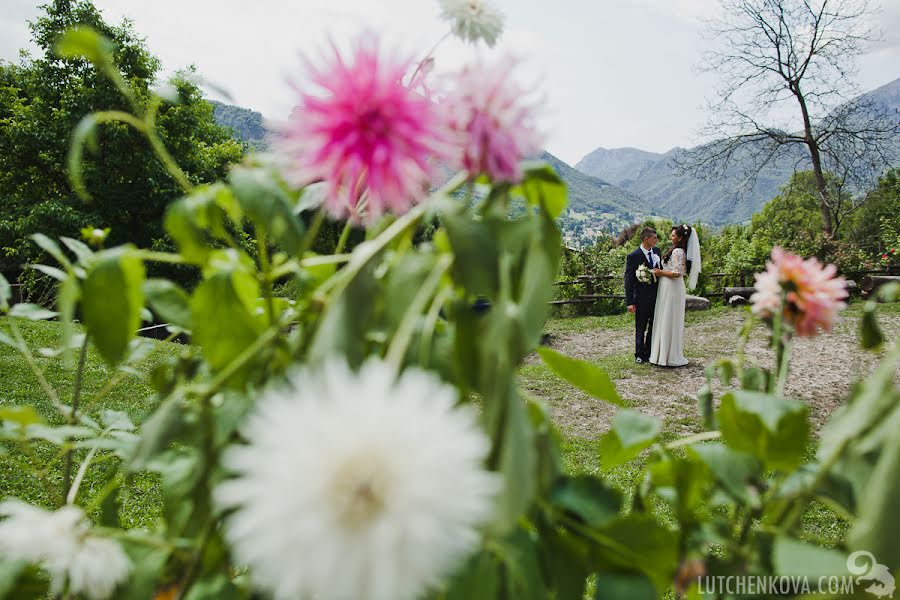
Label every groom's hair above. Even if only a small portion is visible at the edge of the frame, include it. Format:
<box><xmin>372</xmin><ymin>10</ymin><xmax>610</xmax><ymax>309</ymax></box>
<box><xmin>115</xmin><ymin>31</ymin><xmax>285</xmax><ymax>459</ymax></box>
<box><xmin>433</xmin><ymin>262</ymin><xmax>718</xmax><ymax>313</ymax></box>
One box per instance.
<box><xmin>639</xmin><ymin>227</ymin><xmax>657</xmax><ymax>241</ymax></box>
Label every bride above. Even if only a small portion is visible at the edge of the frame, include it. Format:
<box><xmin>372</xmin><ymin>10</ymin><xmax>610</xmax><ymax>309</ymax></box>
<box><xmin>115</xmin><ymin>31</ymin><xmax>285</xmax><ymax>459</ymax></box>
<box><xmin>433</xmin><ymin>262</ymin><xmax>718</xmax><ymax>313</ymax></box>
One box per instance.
<box><xmin>649</xmin><ymin>224</ymin><xmax>701</xmax><ymax>367</ymax></box>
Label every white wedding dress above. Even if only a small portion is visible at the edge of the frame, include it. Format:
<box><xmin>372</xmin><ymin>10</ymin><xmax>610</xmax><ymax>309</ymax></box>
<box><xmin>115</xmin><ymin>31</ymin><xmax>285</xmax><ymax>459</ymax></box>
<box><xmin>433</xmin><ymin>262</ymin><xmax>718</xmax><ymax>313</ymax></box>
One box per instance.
<box><xmin>649</xmin><ymin>248</ymin><xmax>688</xmax><ymax>367</ymax></box>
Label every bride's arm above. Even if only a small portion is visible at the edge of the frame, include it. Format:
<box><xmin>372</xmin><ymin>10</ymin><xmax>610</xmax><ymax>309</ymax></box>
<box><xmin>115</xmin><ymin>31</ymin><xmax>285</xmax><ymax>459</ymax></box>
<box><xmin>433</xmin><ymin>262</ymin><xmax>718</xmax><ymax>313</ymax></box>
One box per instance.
<box><xmin>653</xmin><ymin>249</ymin><xmax>686</xmax><ymax>278</ymax></box>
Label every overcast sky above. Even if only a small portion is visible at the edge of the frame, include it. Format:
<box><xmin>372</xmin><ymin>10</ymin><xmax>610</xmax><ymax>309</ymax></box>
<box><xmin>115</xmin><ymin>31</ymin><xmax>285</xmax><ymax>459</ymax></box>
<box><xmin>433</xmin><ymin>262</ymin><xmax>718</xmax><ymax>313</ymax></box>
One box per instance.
<box><xmin>2</xmin><ymin>0</ymin><xmax>898</xmax><ymax>165</ymax></box>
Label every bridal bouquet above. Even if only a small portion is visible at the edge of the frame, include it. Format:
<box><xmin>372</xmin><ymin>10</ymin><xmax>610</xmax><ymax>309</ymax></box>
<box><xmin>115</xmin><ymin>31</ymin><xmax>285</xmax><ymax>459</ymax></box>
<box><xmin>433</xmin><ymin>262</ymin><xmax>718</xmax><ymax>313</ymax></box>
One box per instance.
<box><xmin>636</xmin><ymin>263</ymin><xmax>656</xmax><ymax>284</ymax></box>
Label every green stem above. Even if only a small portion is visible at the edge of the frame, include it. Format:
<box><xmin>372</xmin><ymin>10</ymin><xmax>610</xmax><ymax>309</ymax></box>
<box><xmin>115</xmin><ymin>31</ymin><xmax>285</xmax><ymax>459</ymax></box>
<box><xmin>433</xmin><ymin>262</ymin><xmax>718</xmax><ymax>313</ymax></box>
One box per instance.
<box><xmin>664</xmin><ymin>430</ymin><xmax>721</xmax><ymax>450</ymax></box>
<box><xmin>100</xmin><ymin>62</ymin><xmax>141</xmax><ymax>115</ymax></box>
<box><xmin>317</xmin><ymin>172</ymin><xmax>466</xmax><ymax>302</ymax></box>
<box><xmin>300</xmin><ymin>253</ymin><xmax>353</xmax><ymax>268</ymax></box>
<box><xmin>418</xmin><ymin>286</ymin><xmax>453</xmax><ymax>368</ymax></box>
<box><xmin>299</xmin><ymin>208</ymin><xmax>326</xmax><ymax>257</ymax></box>
<box><xmin>138</xmin><ymin>250</ymin><xmax>187</xmax><ymax>265</ymax></box>
<box><xmin>82</xmin><ymin>111</ymin><xmax>193</xmax><ymax>195</ymax></box>
<box><xmin>66</xmin><ymin>436</ymin><xmax>105</xmax><ymax>505</ymax></box>
<box><xmin>386</xmin><ymin>255</ymin><xmax>452</xmax><ymax>370</ymax></box>
<box><xmin>63</xmin><ymin>334</ymin><xmax>90</xmax><ymax>503</ymax></box>
<box><xmin>775</xmin><ymin>337</ymin><xmax>792</xmax><ymax>397</ymax></box>
<box><xmin>8</xmin><ymin>321</ymin><xmax>64</xmax><ymax>413</ymax></box>
<box><xmin>334</xmin><ymin>219</ymin><xmax>354</xmax><ymax>255</ymax></box>
<box><xmin>256</xmin><ymin>229</ymin><xmax>276</xmax><ymax>324</ymax></box>
<box><xmin>195</xmin><ymin>322</ymin><xmax>284</xmax><ymax>400</ymax></box>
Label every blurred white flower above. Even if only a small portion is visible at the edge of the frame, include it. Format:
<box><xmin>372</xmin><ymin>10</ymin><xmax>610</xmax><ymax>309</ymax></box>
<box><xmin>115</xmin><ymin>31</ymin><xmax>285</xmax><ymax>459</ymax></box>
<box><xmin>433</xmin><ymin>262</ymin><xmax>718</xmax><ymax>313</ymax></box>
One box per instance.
<box><xmin>0</xmin><ymin>500</ymin><xmax>130</xmax><ymax>599</ymax></box>
<box><xmin>439</xmin><ymin>0</ymin><xmax>504</xmax><ymax>47</ymax></box>
<box><xmin>216</xmin><ymin>358</ymin><xmax>499</xmax><ymax>600</ymax></box>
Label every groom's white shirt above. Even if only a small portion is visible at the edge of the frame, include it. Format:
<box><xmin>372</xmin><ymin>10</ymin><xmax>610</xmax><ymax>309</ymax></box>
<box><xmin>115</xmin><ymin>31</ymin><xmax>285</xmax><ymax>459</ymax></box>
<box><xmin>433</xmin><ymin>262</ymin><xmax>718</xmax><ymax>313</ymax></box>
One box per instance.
<box><xmin>641</xmin><ymin>245</ymin><xmax>659</xmax><ymax>268</ymax></box>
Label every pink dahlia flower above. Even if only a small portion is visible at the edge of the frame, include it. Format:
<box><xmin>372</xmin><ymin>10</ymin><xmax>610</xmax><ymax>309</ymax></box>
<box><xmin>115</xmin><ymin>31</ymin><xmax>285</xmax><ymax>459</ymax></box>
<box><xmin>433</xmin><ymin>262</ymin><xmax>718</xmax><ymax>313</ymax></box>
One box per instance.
<box><xmin>276</xmin><ymin>37</ymin><xmax>450</xmax><ymax>220</ymax></box>
<box><xmin>750</xmin><ymin>247</ymin><xmax>848</xmax><ymax>336</ymax></box>
<box><xmin>443</xmin><ymin>56</ymin><xmax>542</xmax><ymax>183</ymax></box>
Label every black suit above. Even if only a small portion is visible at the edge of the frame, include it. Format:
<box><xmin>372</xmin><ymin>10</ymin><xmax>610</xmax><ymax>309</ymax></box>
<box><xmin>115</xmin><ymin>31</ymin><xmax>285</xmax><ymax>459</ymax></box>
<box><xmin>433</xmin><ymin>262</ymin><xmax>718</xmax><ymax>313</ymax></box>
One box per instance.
<box><xmin>624</xmin><ymin>246</ymin><xmax>660</xmax><ymax>361</ymax></box>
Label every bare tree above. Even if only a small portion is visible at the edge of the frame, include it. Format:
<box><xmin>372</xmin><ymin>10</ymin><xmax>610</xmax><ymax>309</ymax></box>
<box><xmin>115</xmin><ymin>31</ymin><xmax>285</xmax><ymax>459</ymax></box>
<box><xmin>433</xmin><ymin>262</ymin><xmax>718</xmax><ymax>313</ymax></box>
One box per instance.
<box><xmin>687</xmin><ymin>0</ymin><xmax>899</xmax><ymax>238</ymax></box>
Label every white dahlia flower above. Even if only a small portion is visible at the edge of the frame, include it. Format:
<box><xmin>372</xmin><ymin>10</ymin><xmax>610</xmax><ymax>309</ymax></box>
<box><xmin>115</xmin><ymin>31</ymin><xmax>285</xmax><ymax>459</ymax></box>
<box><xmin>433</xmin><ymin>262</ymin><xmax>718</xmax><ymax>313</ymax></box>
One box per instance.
<box><xmin>439</xmin><ymin>0</ymin><xmax>504</xmax><ymax>47</ymax></box>
<box><xmin>215</xmin><ymin>358</ymin><xmax>499</xmax><ymax>600</ymax></box>
<box><xmin>0</xmin><ymin>500</ymin><xmax>130</xmax><ymax>599</ymax></box>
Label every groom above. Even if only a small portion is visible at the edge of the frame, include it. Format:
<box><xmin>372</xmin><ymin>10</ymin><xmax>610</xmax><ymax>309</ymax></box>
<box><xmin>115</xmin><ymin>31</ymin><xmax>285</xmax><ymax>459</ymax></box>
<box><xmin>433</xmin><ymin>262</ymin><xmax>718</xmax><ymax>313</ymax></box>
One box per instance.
<box><xmin>624</xmin><ymin>227</ymin><xmax>660</xmax><ymax>364</ymax></box>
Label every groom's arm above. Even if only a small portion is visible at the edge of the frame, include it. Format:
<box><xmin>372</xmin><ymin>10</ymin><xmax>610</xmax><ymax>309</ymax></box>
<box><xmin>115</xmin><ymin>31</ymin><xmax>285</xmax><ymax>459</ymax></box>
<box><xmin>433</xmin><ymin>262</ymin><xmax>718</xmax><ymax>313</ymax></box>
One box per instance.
<box><xmin>624</xmin><ymin>252</ymin><xmax>637</xmax><ymax>308</ymax></box>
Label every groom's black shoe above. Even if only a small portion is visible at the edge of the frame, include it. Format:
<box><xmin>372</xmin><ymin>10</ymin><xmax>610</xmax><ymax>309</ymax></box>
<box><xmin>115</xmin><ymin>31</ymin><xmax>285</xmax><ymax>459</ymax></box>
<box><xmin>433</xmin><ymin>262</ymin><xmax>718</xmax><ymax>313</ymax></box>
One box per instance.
<box><xmin>635</xmin><ymin>357</ymin><xmax>644</xmax><ymax>364</ymax></box>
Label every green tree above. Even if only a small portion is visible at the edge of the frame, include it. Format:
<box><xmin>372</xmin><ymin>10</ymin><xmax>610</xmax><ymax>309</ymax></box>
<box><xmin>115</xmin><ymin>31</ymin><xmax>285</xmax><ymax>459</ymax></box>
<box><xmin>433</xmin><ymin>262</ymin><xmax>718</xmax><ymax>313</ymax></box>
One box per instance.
<box><xmin>748</xmin><ymin>171</ymin><xmax>828</xmax><ymax>261</ymax></box>
<box><xmin>0</xmin><ymin>0</ymin><xmax>243</xmax><ymax>291</ymax></box>
<box><xmin>847</xmin><ymin>169</ymin><xmax>900</xmax><ymax>258</ymax></box>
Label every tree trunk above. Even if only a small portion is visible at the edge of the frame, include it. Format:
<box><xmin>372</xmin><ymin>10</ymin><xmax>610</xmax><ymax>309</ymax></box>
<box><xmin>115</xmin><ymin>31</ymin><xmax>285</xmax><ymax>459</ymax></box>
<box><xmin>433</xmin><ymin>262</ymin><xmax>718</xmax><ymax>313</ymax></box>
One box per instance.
<box><xmin>793</xmin><ymin>82</ymin><xmax>834</xmax><ymax>238</ymax></box>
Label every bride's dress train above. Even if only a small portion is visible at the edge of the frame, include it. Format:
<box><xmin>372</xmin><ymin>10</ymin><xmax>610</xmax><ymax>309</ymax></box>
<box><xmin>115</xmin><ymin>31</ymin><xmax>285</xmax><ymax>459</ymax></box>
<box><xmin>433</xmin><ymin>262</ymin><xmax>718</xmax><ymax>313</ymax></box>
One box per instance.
<box><xmin>650</xmin><ymin>248</ymin><xmax>688</xmax><ymax>367</ymax></box>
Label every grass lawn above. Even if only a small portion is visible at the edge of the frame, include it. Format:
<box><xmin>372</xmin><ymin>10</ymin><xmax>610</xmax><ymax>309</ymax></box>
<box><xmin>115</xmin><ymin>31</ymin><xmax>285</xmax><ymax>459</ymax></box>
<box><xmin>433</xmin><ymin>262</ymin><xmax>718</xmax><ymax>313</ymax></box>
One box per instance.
<box><xmin>5</xmin><ymin>299</ymin><xmax>894</xmax><ymax>543</ymax></box>
<box><xmin>0</xmin><ymin>316</ymin><xmax>183</xmax><ymax>527</ymax></box>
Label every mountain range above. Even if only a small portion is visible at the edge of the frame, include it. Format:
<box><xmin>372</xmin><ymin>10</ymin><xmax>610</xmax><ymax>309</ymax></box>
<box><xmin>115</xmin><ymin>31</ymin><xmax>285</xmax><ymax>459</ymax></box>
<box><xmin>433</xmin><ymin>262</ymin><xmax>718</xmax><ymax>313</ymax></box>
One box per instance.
<box><xmin>210</xmin><ymin>76</ymin><xmax>899</xmax><ymax>243</ymax></box>
<box><xmin>575</xmin><ymin>77</ymin><xmax>900</xmax><ymax>226</ymax></box>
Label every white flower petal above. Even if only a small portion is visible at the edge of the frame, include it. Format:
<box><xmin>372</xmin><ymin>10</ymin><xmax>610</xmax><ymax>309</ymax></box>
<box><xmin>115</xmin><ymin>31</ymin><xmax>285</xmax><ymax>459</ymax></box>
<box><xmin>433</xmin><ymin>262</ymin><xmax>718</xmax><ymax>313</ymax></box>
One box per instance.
<box><xmin>216</xmin><ymin>357</ymin><xmax>500</xmax><ymax>600</ymax></box>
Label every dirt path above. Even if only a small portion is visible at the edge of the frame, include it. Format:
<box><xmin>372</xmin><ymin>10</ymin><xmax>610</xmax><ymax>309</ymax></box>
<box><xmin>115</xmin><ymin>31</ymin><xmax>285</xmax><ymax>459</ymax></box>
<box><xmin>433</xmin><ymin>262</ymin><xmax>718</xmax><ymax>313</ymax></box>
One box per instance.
<box><xmin>528</xmin><ymin>308</ymin><xmax>900</xmax><ymax>440</ymax></box>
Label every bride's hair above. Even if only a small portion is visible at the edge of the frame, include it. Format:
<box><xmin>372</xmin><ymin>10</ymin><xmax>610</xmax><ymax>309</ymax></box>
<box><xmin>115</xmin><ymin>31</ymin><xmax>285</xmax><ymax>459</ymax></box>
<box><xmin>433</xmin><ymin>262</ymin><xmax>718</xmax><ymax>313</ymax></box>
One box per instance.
<box><xmin>664</xmin><ymin>224</ymin><xmax>693</xmax><ymax>272</ymax></box>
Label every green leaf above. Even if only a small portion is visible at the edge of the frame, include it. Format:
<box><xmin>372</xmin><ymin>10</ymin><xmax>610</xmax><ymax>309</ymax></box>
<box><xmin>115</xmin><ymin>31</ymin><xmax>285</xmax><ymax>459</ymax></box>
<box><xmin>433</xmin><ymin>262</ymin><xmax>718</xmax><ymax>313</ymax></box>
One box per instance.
<box><xmin>519</xmin><ymin>163</ymin><xmax>568</xmax><ymax>219</ymax></box>
<box><xmin>0</xmin><ymin>406</ymin><xmax>47</xmax><ymax>433</ymax></box>
<box><xmin>539</xmin><ymin>525</ymin><xmax>591</xmax><ymax>600</ymax></box>
<box><xmin>537</xmin><ymin>346</ymin><xmax>625</xmax><ymax>407</ymax></box>
<box><xmin>127</xmin><ymin>395</ymin><xmax>185</xmax><ymax>472</ymax></box>
<box><xmin>598</xmin><ymin>409</ymin><xmax>661</xmax><ymax>469</ymax></box>
<box><xmin>593</xmin><ymin>573</ymin><xmax>657</xmax><ymax>600</ymax></box>
<box><xmin>101</xmin><ymin>410</ymin><xmax>135</xmax><ymax>431</ymax></box>
<box><xmin>164</xmin><ymin>185</ymin><xmax>239</xmax><ymax>263</ymax></box>
<box><xmin>81</xmin><ymin>247</ymin><xmax>145</xmax><ymax>365</ymax></box>
<box><xmin>717</xmin><ymin>390</ymin><xmax>809</xmax><ymax>470</ymax></box>
<box><xmin>819</xmin><ymin>346</ymin><xmax>900</xmax><ymax>461</ymax></box>
<box><xmin>118</xmin><ymin>540</ymin><xmax>170</xmax><ymax>600</ymax></box>
<box><xmin>0</xmin><ymin>272</ymin><xmax>10</xmax><ymax>311</ymax></box>
<box><xmin>860</xmin><ymin>305</ymin><xmax>885</xmax><ymax>350</ymax></box>
<box><xmin>689</xmin><ymin>442</ymin><xmax>761</xmax><ymax>506</ymax></box>
<box><xmin>25</xmin><ymin>424</ymin><xmax>94</xmax><ymax>445</ymax></box>
<box><xmin>0</xmin><ymin>560</ymin><xmax>47</xmax><ymax>600</ymax></box>
<box><xmin>307</xmin><ymin>261</ymin><xmax>378</xmax><ymax>369</ymax></box>
<box><xmin>60</xmin><ymin>236</ymin><xmax>94</xmax><ymax>264</ymax></box>
<box><xmin>54</xmin><ymin>26</ymin><xmax>114</xmax><ymax>63</ymax></box>
<box><xmin>740</xmin><ymin>366</ymin><xmax>768</xmax><ymax>391</ymax></box>
<box><xmin>647</xmin><ymin>455</ymin><xmax>712</xmax><ymax>525</ymax></box>
<box><xmin>551</xmin><ymin>475</ymin><xmax>622</xmax><ymax>527</ymax></box>
<box><xmin>492</xmin><ymin>389</ymin><xmax>537</xmax><ymax>533</ymax></box>
<box><xmin>849</xmin><ymin>414</ymin><xmax>900</xmax><ymax>570</ymax></box>
<box><xmin>229</xmin><ymin>167</ymin><xmax>305</xmax><ymax>255</ymax></box>
<box><xmin>30</xmin><ymin>233</ymin><xmax>71</xmax><ymax>267</ymax></box>
<box><xmin>190</xmin><ymin>268</ymin><xmax>265</xmax><ymax>373</ymax></box>
<box><xmin>27</xmin><ymin>264</ymin><xmax>67</xmax><ymax>281</ymax></box>
<box><xmin>588</xmin><ymin>514</ymin><xmax>679</xmax><ymax>592</ymax></box>
<box><xmin>144</xmin><ymin>279</ymin><xmax>192</xmax><ymax>330</ymax></box>
<box><xmin>496</xmin><ymin>528</ymin><xmax>548</xmax><ymax>600</ymax></box>
<box><xmin>442</xmin><ymin>210</ymin><xmax>499</xmax><ymax>296</ymax></box>
<box><xmin>772</xmin><ymin>537</ymin><xmax>850</xmax><ymax>578</ymax></box>
<box><xmin>8</xmin><ymin>303</ymin><xmax>58</xmax><ymax>320</ymax></box>
<box><xmin>444</xmin><ymin>549</ymin><xmax>501</xmax><ymax>600</ymax></box>
<box><xmin>518</xmin><ymin>218</ymin><xmax>561</xmax><ymax>351</ymax></box>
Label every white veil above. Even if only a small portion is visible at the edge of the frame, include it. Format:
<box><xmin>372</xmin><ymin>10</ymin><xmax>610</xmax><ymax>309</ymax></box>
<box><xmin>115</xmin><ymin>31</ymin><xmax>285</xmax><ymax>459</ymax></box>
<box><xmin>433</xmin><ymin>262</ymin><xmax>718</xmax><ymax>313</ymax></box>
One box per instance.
<box><xmin>686</xmin><ymin>228</ymin><xmax>702</xmax><ymax>291</ymax></box>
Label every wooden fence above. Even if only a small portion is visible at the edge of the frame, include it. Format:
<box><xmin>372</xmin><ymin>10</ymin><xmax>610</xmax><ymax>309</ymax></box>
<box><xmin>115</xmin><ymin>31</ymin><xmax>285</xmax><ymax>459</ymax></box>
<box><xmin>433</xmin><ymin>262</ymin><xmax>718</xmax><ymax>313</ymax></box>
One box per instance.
<box><xmin>550</xmin><ymin>267</ymin><xmax>900</xmax><ymax>308</ymax></box>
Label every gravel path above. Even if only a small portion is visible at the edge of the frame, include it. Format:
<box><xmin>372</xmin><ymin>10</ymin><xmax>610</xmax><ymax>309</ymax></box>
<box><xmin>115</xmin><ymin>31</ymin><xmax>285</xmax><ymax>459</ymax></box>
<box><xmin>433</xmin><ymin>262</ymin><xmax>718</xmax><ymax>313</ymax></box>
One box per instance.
<box><xmin>528</xmin><ymin>308</ymin><xmax>900</xmax><ymax>440</ymax></box>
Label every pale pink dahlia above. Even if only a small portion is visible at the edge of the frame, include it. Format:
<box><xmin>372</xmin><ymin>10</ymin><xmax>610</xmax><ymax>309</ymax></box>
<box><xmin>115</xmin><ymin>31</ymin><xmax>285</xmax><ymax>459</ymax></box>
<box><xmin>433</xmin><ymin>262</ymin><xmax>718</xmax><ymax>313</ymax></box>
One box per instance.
<box><xmin>750</xmin><ymin>247</ymin><xmax>848</xmax><ymax>336</ymax></box>
<box><xmin>444</xmin><ymin>56</ymin><xmax>542</xmax><ymax>183</ymax></box>
<box><xmin>276</xmin><ymin>37</ymin><xmax>450</xmax><ymax>220</ymax></box>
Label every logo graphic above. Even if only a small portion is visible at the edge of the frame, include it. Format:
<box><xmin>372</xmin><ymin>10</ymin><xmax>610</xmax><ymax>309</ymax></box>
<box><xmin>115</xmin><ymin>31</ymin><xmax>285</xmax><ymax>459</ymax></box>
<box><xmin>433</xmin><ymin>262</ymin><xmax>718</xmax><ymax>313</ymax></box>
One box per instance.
<box><xmin>848</xmin><ymin>551</ymin><xmax>895</xmax><ymax>599</ymax></box>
